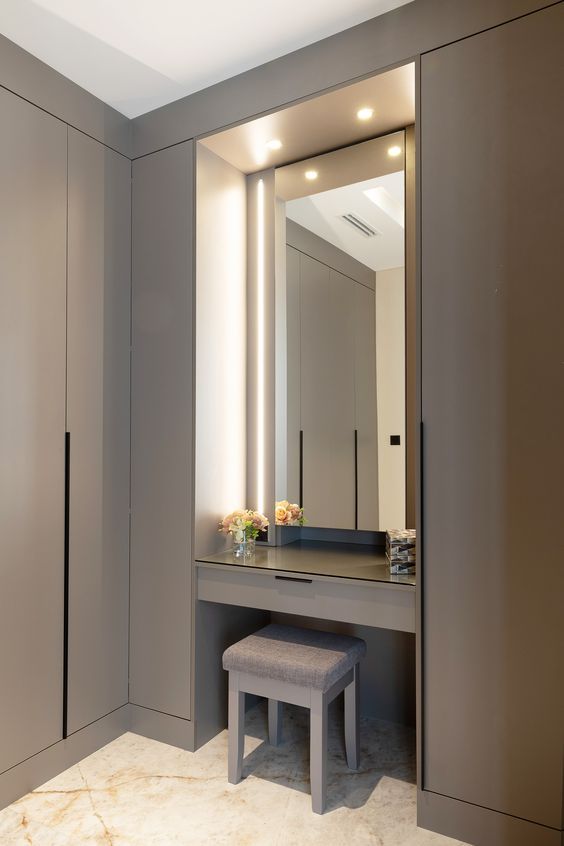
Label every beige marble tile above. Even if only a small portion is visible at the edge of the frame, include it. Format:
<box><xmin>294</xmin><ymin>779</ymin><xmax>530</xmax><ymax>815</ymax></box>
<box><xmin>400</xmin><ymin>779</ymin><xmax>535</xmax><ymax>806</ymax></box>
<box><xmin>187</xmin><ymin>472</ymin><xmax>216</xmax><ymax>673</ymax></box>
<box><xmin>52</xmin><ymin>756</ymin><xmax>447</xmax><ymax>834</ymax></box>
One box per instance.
<box><xmin>0</xmin><ymin>704</ymin><xmax>468</xmax><ymax>846</ymax></box>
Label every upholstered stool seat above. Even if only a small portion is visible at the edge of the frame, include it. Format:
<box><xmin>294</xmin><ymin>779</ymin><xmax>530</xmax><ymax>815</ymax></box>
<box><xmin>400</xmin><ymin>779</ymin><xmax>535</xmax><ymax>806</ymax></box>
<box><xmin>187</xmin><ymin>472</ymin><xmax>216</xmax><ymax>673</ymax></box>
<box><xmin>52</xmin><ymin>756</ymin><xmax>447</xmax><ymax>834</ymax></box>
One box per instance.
<box><xmin>222</xmin><ymin>623</ymin><xmax>367</xmax><ymax>814</ymax></box>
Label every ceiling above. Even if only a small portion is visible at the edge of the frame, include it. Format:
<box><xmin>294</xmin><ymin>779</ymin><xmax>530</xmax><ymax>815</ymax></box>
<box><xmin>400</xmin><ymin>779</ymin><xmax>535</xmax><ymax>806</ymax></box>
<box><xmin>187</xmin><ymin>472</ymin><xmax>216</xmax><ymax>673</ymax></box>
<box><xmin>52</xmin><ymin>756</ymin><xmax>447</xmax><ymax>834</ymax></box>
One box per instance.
<box><xmin>287</xmin><ymin>172</ymin><xmax>405</xmax><ymax>272</ymax></box>
<box><xmin>200</xmin><ymin>66</ymin><xmax>414</xmax><ymax>174</ymax></box>
<box><xmin>0</xmin><ymin>0</ymin><xmax>413</xmax><ymax>119</ymax></box>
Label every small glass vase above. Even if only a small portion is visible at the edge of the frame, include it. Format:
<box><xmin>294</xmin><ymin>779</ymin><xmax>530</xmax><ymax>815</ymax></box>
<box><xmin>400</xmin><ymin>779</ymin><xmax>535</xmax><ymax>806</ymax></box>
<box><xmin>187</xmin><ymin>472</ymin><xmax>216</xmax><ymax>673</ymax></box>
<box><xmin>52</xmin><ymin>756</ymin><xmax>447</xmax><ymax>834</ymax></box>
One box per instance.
<box><xmin>232</xmin><ymin>537</ymin><xmax>256</xmax><ymax>560</ymax></box>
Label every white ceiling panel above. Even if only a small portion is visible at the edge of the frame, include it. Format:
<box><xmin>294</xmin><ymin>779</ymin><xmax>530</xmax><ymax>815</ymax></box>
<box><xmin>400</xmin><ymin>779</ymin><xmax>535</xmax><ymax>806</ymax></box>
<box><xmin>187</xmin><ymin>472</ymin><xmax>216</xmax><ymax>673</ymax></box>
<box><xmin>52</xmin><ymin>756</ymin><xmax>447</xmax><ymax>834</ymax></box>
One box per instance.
<box><xmin>286</xmin><ymin>172</ymin><xmax>405</xmax><ymax>271</ymax></box>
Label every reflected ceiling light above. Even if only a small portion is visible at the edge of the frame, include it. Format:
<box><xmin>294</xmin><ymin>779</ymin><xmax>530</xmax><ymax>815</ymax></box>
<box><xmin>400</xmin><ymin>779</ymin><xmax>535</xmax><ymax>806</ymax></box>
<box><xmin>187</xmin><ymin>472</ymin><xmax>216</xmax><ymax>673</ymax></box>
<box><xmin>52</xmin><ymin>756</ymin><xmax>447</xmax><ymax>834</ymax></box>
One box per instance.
<box><xmin>266</xmin><ymin>138</ymin><xmax>282</xmax><ymax>150</ymax></box>
<box><xmin>388</xmin><ymin>145</ymin><xmax>402</xmax><ymax>157</ymax></box>
<box><xmin>357</xmin><ymin>107</ymin><xmax>374</xmax><ymax>121</ymax></box>
<box><xmin>305</xmin><ymin>170</ymin><xmax>318</xmax><ymax>181</ymax></box>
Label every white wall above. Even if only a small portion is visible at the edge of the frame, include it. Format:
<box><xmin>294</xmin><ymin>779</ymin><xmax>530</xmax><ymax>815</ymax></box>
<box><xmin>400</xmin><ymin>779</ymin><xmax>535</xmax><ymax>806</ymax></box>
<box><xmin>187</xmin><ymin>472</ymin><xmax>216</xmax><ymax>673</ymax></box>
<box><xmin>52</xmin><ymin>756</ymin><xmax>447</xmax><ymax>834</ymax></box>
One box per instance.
<box><xmin>195</xmin><ymin>145</ymin><xmax>247</xmax><ymax>556</ymax></box>
<box><xmin>376</xmin><ymin>266</ymin><xmax>406</xmax><ymax>529</ymax></box>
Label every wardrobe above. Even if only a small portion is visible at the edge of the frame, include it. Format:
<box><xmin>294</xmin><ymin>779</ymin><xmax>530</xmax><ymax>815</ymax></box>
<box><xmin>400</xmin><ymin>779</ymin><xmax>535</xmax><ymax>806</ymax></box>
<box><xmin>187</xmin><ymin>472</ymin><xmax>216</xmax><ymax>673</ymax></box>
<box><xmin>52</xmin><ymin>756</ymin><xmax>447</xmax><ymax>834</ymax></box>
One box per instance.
<box><xmin>1</xmin><ymin>2</ymin><xmax>563</xmax><ymax>844</ymax></box>
<box><xmin>0</xmin><ymin>87</ymin><xmax>130</xmax><ymax>773</ymax></box>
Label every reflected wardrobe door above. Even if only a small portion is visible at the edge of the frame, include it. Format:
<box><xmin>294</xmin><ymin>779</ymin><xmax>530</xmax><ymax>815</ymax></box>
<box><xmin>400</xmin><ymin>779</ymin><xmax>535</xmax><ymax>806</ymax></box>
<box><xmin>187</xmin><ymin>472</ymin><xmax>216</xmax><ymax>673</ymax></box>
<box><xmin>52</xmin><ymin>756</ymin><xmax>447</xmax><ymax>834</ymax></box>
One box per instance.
<box><xmin>300</xmin><ymin>255</ymin><xmax>355</xmax><ymax>529</ymax></box>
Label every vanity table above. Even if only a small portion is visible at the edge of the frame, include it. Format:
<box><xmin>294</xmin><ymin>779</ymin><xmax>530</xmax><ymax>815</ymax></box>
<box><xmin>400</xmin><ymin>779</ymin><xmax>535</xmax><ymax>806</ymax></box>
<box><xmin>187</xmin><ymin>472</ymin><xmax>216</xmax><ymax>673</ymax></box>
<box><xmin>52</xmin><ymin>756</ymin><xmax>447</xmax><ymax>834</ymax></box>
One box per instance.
<box><xmin>196</xmin><ymin>541</ymin><xmax>415</xmax><ymax>633</ymax></box>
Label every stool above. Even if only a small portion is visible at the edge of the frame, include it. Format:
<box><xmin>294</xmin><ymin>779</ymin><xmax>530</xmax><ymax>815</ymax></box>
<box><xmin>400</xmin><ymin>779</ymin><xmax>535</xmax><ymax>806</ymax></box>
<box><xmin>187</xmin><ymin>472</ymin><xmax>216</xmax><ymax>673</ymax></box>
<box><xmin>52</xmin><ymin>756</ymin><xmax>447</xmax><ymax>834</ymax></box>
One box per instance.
<box><xmin>222</xmin><ymin>623</ymin><xmax>367</xmax><ymax>814</ymax></box>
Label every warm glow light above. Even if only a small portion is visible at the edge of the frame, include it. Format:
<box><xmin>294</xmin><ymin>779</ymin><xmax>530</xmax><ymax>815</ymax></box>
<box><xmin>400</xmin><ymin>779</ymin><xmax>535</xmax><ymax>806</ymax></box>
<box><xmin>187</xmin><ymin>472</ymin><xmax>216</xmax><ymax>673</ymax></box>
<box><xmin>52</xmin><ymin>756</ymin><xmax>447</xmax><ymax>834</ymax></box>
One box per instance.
<box><xmin>388</xmin><ymin>145</ymin><xmax>402</xmax><ymax>157</ymax></box>
<box><xmin>256</xmin><ymin>179</ymin><xmax>265</xmax><ymax>515</ymax></box>
<box><xmin>305</xmin><ymin>170</ymin><xmax>318</xmax><ymax>181</ymax></box>
<box><xmin>357</xmin><ymin>107</ymin><xmax>374</xmax><ymax>121</ymax></box>
<box><xmin>265</xmin><ymin>138</ymin><xmax>282</xmax><ymax>150</ymax></box>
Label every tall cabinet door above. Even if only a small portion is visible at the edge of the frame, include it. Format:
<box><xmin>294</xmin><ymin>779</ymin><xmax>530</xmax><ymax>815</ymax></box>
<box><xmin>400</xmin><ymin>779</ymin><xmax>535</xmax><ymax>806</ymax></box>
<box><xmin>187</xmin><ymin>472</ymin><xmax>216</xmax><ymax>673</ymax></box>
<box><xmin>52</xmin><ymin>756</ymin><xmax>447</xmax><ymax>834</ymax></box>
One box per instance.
<box><xmin>0</xmin><ymin>89</ymin><xmax>67</xmax><ymax>772</ymax></box>
<box><xmin>130</xmin><ymin>142</ymin><xmax>193</xmax><ymax>720</ymax></box>
<box><xmin>421</xmin><ymin>3</ymin><xmax>564</xmax><ymax>834</ymax></box>
<box><xmin>66</xmin><ymin>129</ymin><xmax>131</xmax><ymax>734</ymax></box>
<box><xmin>300</xmin><ymin>256</ymin><xmax>355</xmax><ymax>529</ymax></box>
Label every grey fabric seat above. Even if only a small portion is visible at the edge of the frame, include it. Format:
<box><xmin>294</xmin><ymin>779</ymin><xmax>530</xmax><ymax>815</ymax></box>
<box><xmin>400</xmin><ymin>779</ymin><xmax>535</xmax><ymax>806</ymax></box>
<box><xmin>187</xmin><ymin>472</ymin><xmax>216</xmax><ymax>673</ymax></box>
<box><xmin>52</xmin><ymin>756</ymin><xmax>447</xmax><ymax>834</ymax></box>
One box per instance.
<box><xmin>222</xmin><ymin>623</ymin><xmax>367</xmax><ymax>814</ymax></box>
<box><xmin>222</xmin><ymin>623</ymin><xmax>366</xmax><ymax>692</ymax></box>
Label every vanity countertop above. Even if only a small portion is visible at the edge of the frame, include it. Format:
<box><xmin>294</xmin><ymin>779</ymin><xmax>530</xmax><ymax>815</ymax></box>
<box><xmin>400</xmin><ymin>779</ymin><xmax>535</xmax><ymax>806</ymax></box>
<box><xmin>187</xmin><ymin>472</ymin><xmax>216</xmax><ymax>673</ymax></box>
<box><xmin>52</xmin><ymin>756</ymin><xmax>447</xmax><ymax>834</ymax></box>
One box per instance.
<box><xmin>196</xmin><ymin>540</ymin><xmax>416</xmax><ymax>587</ymax></box>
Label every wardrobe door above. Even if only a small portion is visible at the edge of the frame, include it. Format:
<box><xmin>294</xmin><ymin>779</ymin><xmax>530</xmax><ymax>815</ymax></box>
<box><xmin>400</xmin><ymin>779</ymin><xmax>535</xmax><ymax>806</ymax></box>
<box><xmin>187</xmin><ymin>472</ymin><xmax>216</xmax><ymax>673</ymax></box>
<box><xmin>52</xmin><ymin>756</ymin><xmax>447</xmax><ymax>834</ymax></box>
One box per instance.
<box><xmin>300</xmin><ymin>256</ymin><xmax>355</xmax><ymax>529</ymax></box>
<box><xmin>130</xmin><ymin>142</ymin><xmax>193</xmax><ymax>719</ymax></box>
<box><xmin>0</xmin><ymin>89</ymin><xmax>67</xmax><ymax>771</ymax></box>
<box><xmin>354</xmin><ymin>282</ymin><xmax>378</xmax><ymax>530</ymax></box>
<box><xmin>66</xmin><ymin>129</ymin><xmax>131</xmax><ymax>734</ymax></box>
<box><xmin>421</xmin><ymin>3</ymin><xmax>564</xmax><ymax>833</ymax></box>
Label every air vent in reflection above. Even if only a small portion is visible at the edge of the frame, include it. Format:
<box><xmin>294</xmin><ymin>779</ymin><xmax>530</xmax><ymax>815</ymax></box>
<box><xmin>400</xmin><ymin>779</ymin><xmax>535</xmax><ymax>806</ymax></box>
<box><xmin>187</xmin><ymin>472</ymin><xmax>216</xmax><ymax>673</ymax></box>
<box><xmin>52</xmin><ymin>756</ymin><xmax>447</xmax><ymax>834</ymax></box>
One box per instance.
<box><xmin>341</xmin><ymin>213</ymin><xmax>380</xmax><ymax>238</ymax></box>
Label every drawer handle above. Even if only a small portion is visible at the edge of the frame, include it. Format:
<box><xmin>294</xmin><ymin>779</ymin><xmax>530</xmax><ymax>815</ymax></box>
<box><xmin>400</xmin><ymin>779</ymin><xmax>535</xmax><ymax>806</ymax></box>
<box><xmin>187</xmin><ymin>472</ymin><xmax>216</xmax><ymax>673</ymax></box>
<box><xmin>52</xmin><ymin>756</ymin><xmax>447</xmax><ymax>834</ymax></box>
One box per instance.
<box><xmin>275</xmin><ymin>575</ymin><xmax>313</xmax><ymax>584</ymax></box>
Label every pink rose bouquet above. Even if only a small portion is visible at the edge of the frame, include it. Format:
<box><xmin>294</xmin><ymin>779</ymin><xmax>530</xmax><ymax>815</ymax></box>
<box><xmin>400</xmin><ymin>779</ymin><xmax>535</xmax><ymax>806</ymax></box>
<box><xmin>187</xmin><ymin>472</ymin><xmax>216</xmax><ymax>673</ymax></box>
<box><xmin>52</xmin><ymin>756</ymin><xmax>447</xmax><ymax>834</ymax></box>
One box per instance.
<box><xmin>218</xmin><ymin>508</ymin><xmax>269</xmax><ymax>543</ymax></box>
<box><xmin>274</xmin><ymin>500</ymin><xmax>305</xmax><ymax>526</ymax></box>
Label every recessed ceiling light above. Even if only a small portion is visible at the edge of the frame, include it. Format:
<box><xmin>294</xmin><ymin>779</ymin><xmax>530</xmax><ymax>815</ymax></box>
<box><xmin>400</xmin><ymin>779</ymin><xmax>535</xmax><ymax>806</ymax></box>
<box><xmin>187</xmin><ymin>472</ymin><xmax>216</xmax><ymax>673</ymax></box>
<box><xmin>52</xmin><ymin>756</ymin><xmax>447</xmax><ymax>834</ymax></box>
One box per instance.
<box><xmin>266</xmin><ymin>138</ymin><xmax>283</xmax><ymax>150</ymax></box>
<box><xmin>357</xmin><ymin>107</ymin><xmax>374</xmax><ymax>121</ymax></box>
<box><xmin>305</xmin><ymin>170</ymin><xmax>318</xmax><ymax>181</ymax></box>
<box><xmin>388</xmin><ymin>145</ymin><xmax>402</xmax><ymax>157</ymax></box>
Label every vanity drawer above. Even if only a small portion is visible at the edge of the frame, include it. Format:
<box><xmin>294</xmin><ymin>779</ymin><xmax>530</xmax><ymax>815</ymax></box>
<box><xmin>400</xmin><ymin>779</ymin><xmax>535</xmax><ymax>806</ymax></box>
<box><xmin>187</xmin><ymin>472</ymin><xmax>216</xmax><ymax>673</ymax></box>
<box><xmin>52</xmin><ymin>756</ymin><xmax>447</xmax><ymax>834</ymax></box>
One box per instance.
<box><xmin>196</xmin><ymin>562</ymin><xmax>415</xmax><ymax>633</ymax></box>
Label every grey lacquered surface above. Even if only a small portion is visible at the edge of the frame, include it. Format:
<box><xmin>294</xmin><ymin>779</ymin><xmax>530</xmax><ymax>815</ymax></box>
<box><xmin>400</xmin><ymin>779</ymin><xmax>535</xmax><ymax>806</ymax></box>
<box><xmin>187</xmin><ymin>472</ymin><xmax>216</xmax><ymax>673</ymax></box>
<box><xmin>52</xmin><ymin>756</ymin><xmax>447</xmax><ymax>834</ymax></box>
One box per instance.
<box><xmin>66</xmin><ymin>128</ymin><xmax>131</xmax><ymax>734</ymax></box>
<box><xmin>197</xmin><ymin>541</ymin><xmax>414</xmax><ymax>586</ymax></box>
<box><xmin>197</xmin><ymin>545</ymin><xmax>415</xmax><ymax>632</ymax></box>
<box><xmin>286</xmin><ymin>230</ymin><xmax>379</xmax><ymax>530</ymax></box>
<box><xmin>0</xmin><ymin>88</ymin><xmax>67</xmax><ymax>773</ymax></box>
<box><xmin>354</xmin><ymin>282</ymin><xmax>378</xmax><ymax>530</ymax></box>
<box><xmin>421</xmin><ymin>4</ymin><xmax>564</xmax><ymax>830</ymax></box>
<box><xmin>130</xmin><ymin>141</ymin><xmax>193</xmax><ymax>720</ymax></box>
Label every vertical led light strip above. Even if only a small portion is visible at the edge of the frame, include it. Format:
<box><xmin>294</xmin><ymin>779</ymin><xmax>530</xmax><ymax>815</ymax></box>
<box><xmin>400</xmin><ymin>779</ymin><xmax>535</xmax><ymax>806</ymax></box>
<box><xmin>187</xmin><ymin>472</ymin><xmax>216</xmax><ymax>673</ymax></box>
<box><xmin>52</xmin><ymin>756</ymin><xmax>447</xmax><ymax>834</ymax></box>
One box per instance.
<box><xmin>256</xmin><ymin>178</ymin><xmax>265</xmax><ymax>514</ymax></box>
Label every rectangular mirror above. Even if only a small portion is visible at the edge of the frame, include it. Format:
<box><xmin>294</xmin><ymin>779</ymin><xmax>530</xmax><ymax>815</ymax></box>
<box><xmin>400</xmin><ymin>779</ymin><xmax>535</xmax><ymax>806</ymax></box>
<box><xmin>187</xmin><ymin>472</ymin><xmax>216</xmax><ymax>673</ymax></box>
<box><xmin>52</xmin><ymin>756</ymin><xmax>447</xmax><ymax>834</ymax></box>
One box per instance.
<box><xmin>275</xmin><ymin>133</ymin><xmax>407</xmax><ymax>532</ymax></box>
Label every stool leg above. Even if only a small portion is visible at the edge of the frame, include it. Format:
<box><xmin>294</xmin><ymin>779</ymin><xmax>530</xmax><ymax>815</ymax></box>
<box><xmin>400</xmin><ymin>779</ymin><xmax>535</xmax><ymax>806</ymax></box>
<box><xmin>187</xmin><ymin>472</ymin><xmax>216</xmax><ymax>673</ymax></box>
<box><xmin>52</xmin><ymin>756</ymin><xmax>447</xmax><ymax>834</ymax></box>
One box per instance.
<box><xmin>228</xmin><ymin>673</ymin><xmax>245</xmax><ymax>784</ymax></box>
<box><xmin>344</xmin><ymin>663</ymin><xmax>360</xmax><ymax>771</ymax></box>
<box><xmin>268</xmin><ymin>699</ymin><xmax>283</xmax><ymax>746</ymax></box>
<box><xmin>310</xmin><ymin>690</ymin><xmax>327</xmax><ymax>814</ymax></box>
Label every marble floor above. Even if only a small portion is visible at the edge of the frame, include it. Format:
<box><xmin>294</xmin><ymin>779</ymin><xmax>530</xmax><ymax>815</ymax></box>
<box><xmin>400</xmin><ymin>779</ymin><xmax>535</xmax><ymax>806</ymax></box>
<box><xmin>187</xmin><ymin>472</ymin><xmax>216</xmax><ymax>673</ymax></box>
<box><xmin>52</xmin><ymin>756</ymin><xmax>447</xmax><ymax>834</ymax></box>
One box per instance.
<box><xmin>0</xmin><ymin>703</ymin><xmax>468</xmax><ymax>846</ymax></box>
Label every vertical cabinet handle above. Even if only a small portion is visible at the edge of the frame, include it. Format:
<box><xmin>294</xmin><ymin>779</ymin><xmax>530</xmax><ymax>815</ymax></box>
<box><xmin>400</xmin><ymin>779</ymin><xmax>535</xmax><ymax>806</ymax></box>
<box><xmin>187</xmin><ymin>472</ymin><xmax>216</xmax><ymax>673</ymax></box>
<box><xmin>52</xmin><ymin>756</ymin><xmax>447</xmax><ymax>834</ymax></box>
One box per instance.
<box><xmin>354</xmin><ymin>429</ymin><xmax>358</xmax><ymax>530</ymax></box>
<box><xmin>299</xmin><ymin>430</ymin><xmax>304</xmax><ymax>507</ymax></box>
<box><xmin>63</xmin><ymin>432</ymin><xmax>70</xmax><ymax>739</ymax></box>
